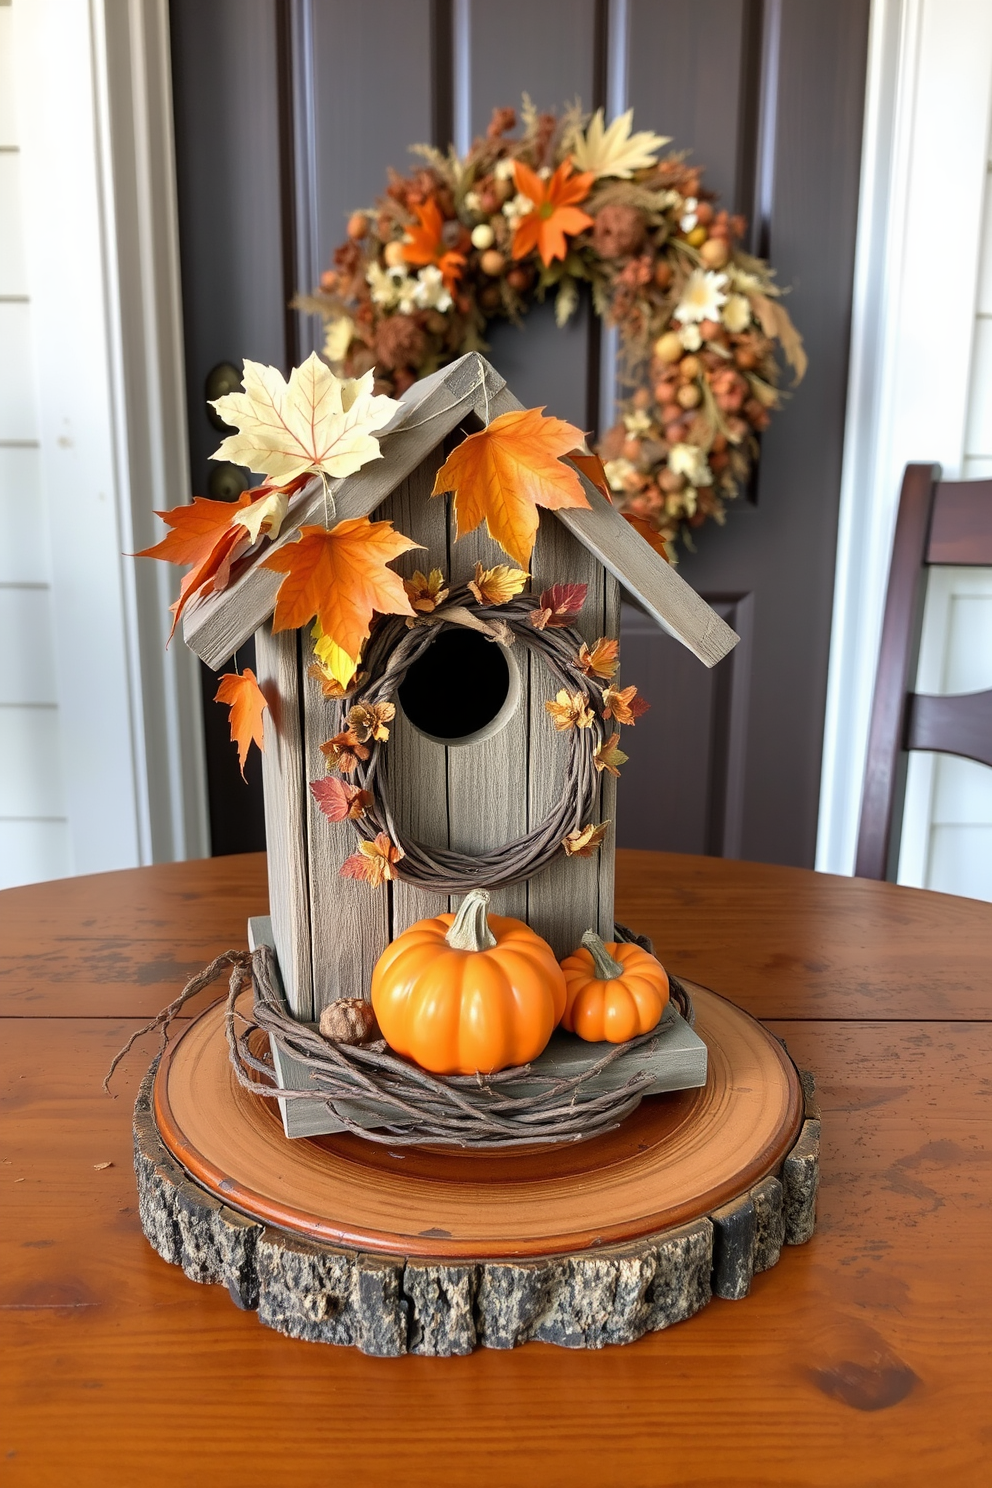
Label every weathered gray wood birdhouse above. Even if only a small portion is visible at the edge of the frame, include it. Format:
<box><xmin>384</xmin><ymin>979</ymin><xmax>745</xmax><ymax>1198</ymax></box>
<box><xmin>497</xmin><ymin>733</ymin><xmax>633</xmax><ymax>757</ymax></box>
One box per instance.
<box><xmin>183</xmin><ymin>353</ymin><xmax>738</xmax><ymax>1022</ymax></box>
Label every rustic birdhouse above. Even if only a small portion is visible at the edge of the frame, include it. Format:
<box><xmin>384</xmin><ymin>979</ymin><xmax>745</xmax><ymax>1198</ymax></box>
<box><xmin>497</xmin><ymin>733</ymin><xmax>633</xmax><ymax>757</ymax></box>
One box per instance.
<box><xmin>182</xmin><ymin>352</ymin><xmax>738</xmax><ymax>1025</ymax></box>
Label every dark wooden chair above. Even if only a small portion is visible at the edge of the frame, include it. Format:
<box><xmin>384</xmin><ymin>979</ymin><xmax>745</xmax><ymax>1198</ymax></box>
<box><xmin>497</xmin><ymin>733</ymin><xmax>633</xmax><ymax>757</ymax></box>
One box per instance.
<box><xmin>855</xmin><ymin>463</ymin><xmax>992</xmax><ymax>880</ymax></box>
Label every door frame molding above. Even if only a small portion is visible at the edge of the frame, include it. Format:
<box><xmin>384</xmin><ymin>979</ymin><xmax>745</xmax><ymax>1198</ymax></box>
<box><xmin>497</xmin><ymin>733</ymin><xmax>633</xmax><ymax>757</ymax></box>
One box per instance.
<box><xmin>816</xmin><ymin>0</ymin><xmax>992</xmax><ymax>877</ymax></box>
<box><xmin>12</xmin><ymin>0</ymin><xmax>208</xmax><ymax>872</ymax></box>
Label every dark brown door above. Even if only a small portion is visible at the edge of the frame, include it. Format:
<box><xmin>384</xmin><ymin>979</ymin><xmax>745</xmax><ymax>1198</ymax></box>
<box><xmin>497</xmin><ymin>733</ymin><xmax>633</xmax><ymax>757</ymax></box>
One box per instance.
<box><xmin>169</xmin><ymin>0</ymin><xmax>869</xmax><ymax>865</ymax></box>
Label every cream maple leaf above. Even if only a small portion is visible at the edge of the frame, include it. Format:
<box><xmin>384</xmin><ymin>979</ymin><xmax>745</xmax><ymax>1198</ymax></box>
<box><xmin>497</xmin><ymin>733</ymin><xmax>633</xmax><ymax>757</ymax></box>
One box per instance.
<box><xmin>570</xmin><ymin>108</ymin><xmax>670</xmax><ymax>180</ymax></box>
<box><xmin>210</xmin><ymin>353</ymin><xmax>399</xmax><ymax>485</ymax></box>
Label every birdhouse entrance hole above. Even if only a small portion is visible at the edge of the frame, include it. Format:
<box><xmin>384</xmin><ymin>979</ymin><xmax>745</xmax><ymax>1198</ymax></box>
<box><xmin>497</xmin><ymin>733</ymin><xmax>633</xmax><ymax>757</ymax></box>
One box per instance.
<box><xmin>398</xmin><ymin>628</ymin><xmax>519</xmax><ymax>747</ymax></box>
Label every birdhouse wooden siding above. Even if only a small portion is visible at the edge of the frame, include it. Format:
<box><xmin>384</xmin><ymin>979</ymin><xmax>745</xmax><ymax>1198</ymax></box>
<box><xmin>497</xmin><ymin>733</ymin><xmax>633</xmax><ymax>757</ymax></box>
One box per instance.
<box><xmin>183</xmin><ymin>354</ymin><xmax>737</xmax><ymax>1022</ymax></box>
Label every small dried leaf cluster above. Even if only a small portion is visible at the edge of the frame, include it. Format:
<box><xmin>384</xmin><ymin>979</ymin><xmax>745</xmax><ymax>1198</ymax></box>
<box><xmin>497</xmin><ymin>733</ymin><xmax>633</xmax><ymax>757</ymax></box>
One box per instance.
<box><xmin>340</xmin><ymin>833</ymin><xmax>405</xmax><ymax>887</ymax></box>
<box><xmin>305</xmin><ymin>96</ymin><xmax>803</xmax><ymax>556</ymax></box>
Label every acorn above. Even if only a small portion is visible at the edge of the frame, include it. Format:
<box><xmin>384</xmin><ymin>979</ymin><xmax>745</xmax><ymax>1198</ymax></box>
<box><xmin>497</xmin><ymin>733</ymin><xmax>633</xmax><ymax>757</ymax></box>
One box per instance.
<box><xmin>319</xmin><ymin>269</ymin><xmax>338</xmax><ymax>292</ymax></box>
<box><xmin>319</xmin><ymin>998</ymin><xmax>380</xmax><ymax>1046</ymax></box>
<box><xmin>480</xmin><ymin>248</ymin><xmax>506</xmax><ymax>277</ymax></box>
<box><xmin>700</xmin><ymin>237</ymin><xmax>729</xmax><ymax>270</ymax></box>
<box><xmin>347</xmin><ymin>211</ymin><xmax>370</xmax><ymax>240</ymax></box>
<box><xmin>383</xmin><ymin>240</ymin><xmax>407</xmax><ymax>267</ymax></box>
<box><xmin>654</xmin><ymin>330</ymin><xmax>683</xmax><ymax>363</ymax></box>
<box><xmin>677</xmin><ymin>384</ymin><xmax>702</xmax><ymax>410</ymax></box>
<box><xmin>471</xmin><ymin>222</ymin><xmax>496</xmax><ymax>250</ymax></box>
<box><xmin>678</xmin><ymin>355</ymin><xmax>702</xmax><ymax>381</ymax></box>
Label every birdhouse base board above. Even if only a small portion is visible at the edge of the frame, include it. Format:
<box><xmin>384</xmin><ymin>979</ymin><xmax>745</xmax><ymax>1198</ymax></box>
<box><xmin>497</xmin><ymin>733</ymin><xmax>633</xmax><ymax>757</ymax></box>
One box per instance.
<box><xmin>247</xmin><ymin>916</ymin><xmax>709</xmax><ymax>1140</ymax></box>
<box><xmin>134</xmin><ymin>976</ymin><xmax>818</xmax><ymax>1353</ymax></box>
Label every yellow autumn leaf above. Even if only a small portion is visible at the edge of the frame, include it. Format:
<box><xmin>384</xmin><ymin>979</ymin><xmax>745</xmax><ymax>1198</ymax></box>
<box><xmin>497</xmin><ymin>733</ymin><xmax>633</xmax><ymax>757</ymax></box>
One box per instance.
<box><xmin>594</xmin><ymin>732</ymin><xmax>629</xmax><ymax>776</ymax></box>
<box><xmin>467</xmin><ymin>561</ymin><xmax>530</xmax><ymax>606</ymax></box>
<box><xmin>210</xmin><ymin>353</ymin><xmax>399</xmax><ymax>485</ymax></box>
<box><xmin>570</xmin><ymin>108</ymin><xmax>670</xmax><ymax>180</ymax></box>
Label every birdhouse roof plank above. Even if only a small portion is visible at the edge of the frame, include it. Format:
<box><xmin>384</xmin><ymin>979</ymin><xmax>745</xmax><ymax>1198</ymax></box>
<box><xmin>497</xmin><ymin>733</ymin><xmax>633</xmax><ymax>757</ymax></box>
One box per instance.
<box><xmin>183</xmin><ymin>353</ymin><xmax>738</xmax><ymax>671</ymax></box>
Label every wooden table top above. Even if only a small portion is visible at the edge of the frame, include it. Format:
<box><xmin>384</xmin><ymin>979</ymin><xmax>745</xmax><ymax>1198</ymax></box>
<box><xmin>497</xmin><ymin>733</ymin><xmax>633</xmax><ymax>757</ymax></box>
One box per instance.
<box><xmin>1</xmin><ymin>850</ymin><xmax>990</xmax><ymax>1487</ymax></box>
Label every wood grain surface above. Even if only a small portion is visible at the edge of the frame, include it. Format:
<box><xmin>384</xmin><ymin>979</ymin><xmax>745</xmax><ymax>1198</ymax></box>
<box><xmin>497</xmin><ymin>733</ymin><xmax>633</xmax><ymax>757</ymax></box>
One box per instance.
<box><xmin>2</xmin><ymin>851</ymin><xmax>991</xmax><ymax>1486</ymax></box>
<box><xmin>152</xmin><ymin>983</ymin><xmax>800</xmax><ymax>1257</ymax></box>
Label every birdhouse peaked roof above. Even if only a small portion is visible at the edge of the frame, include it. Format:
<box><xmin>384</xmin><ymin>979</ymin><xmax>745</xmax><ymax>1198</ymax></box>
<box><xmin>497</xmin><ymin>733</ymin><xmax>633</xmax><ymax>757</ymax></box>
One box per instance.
<box><xmin>182</xmin><ymin>352</ymin><xmax>739</xmax><ymax>671</ymax></box>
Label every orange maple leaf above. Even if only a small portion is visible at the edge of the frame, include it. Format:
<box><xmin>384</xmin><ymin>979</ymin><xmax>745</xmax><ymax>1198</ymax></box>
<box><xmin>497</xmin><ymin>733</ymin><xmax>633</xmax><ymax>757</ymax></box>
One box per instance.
<box><xmin>431</xmin><ymin>408</ymin><xmax>590</xmax><ymax>567</ymax></box>
<box><xmin>214</xmin><ymin>669</ymin><xmax>267</xmax><ymax>779</ymax></box>
<box><xmin>512</xmin><ymin>160</ymin><xmax>595</xmax><ymax>266</ymax></box>
<box><xmin>261</xmin><ymin>518</ymin><xmax>422</xmax><ymax>681</ymax></box>
<box><xmin>137</xmin><ymin>494</ymin><xmax>254</xmax><ymax>640</ymax></box>
<box><xmin>623</xmin><ymin>512</ymin><xmax>672</xmax><ymax>563</ymax></box>
<box><xmin>401</xmin><ymin>199</ymin><xmax>466</xmax><ymax>292</ymax></box>
<box><xmin>567</xmin><ymin>449</ymin><xmax>613</xmax><ymax>503</ymax></box>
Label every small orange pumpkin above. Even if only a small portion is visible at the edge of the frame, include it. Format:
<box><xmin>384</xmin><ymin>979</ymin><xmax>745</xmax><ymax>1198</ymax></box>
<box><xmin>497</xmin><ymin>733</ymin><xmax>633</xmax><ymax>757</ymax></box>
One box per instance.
<box><xmin>560</xmin><ymin>930</ymin><xmax>669</xmax><ymax>1043</ymax></box>
<box><xmin>370</xmin><ymin>889</ymin><xmax>566</xmax><ymax>1075</ymax></box>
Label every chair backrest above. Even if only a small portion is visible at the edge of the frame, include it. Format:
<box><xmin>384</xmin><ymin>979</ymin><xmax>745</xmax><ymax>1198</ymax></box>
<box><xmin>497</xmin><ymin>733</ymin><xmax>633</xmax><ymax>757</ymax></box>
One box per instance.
<box><xmin>855</xmin><ymin>463</ymin><xmax>992</xmax><ymax>880</ymax></box>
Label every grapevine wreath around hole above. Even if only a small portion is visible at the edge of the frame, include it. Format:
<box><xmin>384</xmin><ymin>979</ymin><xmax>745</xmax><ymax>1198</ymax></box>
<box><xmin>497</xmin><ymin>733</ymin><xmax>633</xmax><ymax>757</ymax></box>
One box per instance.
<box><xmin>309</xmin><ymin>580</ymin><xmax>643</xmax><ymax>892</ymax></box>
<box><xmin>300</xmin><ymin>98</ymin><xmax>806</xmax><ymax>558</ymax></box>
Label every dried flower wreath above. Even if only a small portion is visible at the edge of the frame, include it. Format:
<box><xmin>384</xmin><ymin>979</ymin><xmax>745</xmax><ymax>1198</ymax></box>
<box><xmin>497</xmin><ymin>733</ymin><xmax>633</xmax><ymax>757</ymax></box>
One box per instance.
<box><xmin>299</xmin><ymin>99</ymin><xmax>806</xmax><ymax>558</ymax></box>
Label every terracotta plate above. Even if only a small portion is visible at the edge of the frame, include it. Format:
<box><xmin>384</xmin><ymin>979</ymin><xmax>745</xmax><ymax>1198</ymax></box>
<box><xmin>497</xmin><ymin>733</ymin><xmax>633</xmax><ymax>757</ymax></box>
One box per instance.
<box><xmin>153</xmin><ymin>981</ymin><xmax>802</xmax><ymax>1259</ymax></box>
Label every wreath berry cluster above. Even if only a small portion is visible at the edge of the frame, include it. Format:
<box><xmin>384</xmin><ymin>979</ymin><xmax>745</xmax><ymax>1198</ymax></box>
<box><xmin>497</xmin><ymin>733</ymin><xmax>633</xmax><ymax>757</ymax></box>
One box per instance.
<box><xmin>299</xmin><ymin>99</ymin><xmax>805</xmax><ymax>558</ymax></box>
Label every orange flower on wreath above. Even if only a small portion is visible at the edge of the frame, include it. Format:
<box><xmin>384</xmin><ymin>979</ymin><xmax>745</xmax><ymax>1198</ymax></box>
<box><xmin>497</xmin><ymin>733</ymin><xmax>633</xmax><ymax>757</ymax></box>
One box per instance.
<box><xmin>511</xmin><ymin>160</ymin><xmax>595</xmax><ymax>266</ymax></box>
<box><xmin>402</xmin><ymin>198</ymin><xmax>466</xmax><ymax>293</ymax></box>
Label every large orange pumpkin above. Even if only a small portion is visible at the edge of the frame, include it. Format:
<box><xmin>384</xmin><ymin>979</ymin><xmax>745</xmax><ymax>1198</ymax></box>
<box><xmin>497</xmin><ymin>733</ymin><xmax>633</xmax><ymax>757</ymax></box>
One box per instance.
<box><xmin>560</xmin><ymin>930</ymin><xmax>669</xmax><ymax>1043</ymax></box>
<box><xmin>370</xmin><ymin>889</ymin><xmax>567</xmax><ymax>1075</ymax></box>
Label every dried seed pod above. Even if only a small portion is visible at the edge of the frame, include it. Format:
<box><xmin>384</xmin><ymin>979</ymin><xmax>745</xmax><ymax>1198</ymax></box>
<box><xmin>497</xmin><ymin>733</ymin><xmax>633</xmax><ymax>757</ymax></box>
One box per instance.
<box><xmin>480</xmin><ymin>249</ymin><xmax>506</xmax><ymax>277</ymax></box>
<box><xmin>654</xmin><ymin>331</ymin><xmax>683</xmax><ymax>363</ymax></box>
<box><xmin>347</xmin><ymin>211</ymin><xmax>369</xmax><ymax>240</ymax></box>
<box><xmin>676</xmin><ymin>384</ymin><xmax>701</xmax><ymax>410</ymax></box>
<box><xmin>319</xmin><ymin>998</ymin><xmax>380</xmax><ymax>1046</ymax></box>
<box><xmin>383</xmin><ymin>240</ymin><xmax>407</xmax><ymax>268</ymax></box>
<box><xmin>699</xmin><ymin>237</ymin><xmax>729</xmax><ymax>269</ymax></box>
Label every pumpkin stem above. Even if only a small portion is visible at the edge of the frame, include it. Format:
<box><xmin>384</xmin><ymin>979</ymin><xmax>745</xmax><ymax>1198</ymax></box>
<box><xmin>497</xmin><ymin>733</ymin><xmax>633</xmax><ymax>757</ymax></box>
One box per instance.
<box><xmin>447</xmin><ymin>889</ymin><xmax>497</xmax><ymax>952</ymax></box>
<box><xmin>581</xmin><ymin>929</ymin><xmax>625</xmax><ymax>980</ymax></box>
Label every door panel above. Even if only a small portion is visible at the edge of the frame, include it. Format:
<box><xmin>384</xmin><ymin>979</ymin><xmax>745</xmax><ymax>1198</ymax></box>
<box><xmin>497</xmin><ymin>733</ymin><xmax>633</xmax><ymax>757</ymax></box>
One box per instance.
<box><xmin>168</xmin><ymin>0</ymin><xmax>869</xmax><ymax>867</ymax></box>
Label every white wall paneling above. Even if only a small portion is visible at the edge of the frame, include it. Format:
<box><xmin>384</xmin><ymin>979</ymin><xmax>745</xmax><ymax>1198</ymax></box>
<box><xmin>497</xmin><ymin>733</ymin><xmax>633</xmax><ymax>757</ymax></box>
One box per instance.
<box><xmin>0</xmin><ymin>821</ymin><xmax>71</xmax><ymax>891</ymax></box>
<box><xmin>817</xmin><ymin>0</ymin><xmax>992</xmax><ymax>893</ymax></box>
<box><xmin>7</xmin><ymin>0</ymin><xmax>208</xmax><ymax>883</ymax></box>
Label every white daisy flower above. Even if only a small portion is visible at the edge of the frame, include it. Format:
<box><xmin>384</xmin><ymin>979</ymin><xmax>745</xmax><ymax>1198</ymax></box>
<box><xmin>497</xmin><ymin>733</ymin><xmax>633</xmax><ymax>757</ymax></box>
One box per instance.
<box><xmin>623</xmin><ymin>409</ymin><xmax>653</xmax><ymax>436</ymax></box>
<box><xmin>412</xmin><ymin>264</ymin><xmax>453</xmax><ymax>313</ymax></box>
<box><xmin>674</xmin><ymin>269</ymin><xmax>729</xmax><ymax>325</ymax></box>
<box><xmin>603</xmin><ymin>456</ymin><xmax>637</xmax><ymax>492</ymax></box>
<box><xmin>668</xmin><ymin>443</ymin><xmax>713</xmax><ymax>487</ymax></box>
<box><xmin>494</xmin><ymin>158</ymin><xmax>517</xmax><ymax>180</ymax></box>
<box><xmin>503</xmin><ymin>192</ymin><xmax>536</xmax><ymax>227</ymax></box>
<box><xmin>679</xmin><ymin>324</ymin><xmax>703</xmax><ymax>352</ymax></box>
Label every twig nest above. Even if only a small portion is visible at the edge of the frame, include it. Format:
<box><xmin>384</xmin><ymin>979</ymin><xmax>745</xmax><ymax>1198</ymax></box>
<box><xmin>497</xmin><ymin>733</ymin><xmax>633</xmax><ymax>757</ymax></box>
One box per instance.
<box><xmin>319</xmin><ymin>998</ymin><xmax>380</xmax><ymax>1046</ymax></box>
